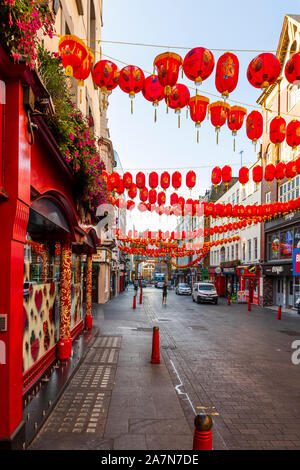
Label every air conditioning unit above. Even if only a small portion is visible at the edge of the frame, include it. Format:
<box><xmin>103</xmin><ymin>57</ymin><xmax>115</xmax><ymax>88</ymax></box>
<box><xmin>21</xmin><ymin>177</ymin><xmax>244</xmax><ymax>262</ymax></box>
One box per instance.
<box><xmin>0</xmin><ymin>315</ymin><xmax>7</xmax><ymax>332</ymax></box>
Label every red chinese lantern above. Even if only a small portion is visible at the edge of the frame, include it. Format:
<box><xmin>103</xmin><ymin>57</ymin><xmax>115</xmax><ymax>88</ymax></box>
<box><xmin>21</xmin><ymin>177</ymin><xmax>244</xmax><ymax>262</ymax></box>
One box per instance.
<box><xmin>160</xmin><ymin>171</ymin><xmax>170</xmax><ymax>191</ymax></box>
<box><xmin>116</xmin><ymin>179</ymin><xmax>124</xmax><ymax>195</ymax></box>
<box><xmin>247</xmin><ymin>53</ymin><xmax>281</xmax><ymax>88</ymax></box>
<box><xmin>92</xmin><ymin>60</ymin><xmax>120</xmax><ymax>107</ymax></box>
<box><xmin>154</xmin><ymin>52</ymin><xmax>183</xmax><ymax>107</ymax></box>
<box><xmin>270</xmin><ymin>116</ymin><xmax>286</xmax><ymax>144</ymax></box>
<box><xmin>227</xmin><ymin>106</ymin><xmax>247</xmax><ymax>151</ymax></box>
<box><xmin>211</xmin><ymin>166</ymin><xmax>222</xmax><ymax>188</ymax></box>
<box><xmin>170</xmin><ymin>192</ymin><xmax>179</xmax><ymax>206</ymax></box>
<box><xmin>264</xmin><ymin>163</ymin><xmax>276</xmax><ymax>187</ymax></box>
<box><xmin>183</xmin><ymin>47</ymin><xmax>215</xmax><ymax>86</ymax></box>
<box><xmin>222</xmin><ymin>165</ymin><xmax>232</xmax><ymax>186</ymax></box>
<box><xmin>252</xmin><ymin>165</ymin><xmax>263</xmax><ymax>186</ymax></box>
<box><xmin>186</xmin><ymin>170</ymin><xmax>196</xmax><ymax>190</ymax></box>
<box><xmin>58</xmin><ymin>35</ymin><xmax>88</xmax><ymax>77</ymax></box>
<box><xmin>246</xmin><ymin>110</ymin><xmax>263</xmax><ymax>149</ymax></box>
<box><xmin>286</xmin><ymin>161</ymin><xmax>297</xmax><ymax>180</ymax></box>
<box><xmin>239</xmin><ymin>167</ymin><xmax>249</xmax><ymax>186</ymax></box>
<box><xmin>74</xmin><ymin>50</ymin><xmax>94</xmax><ymax>91</ymax></box>
<box><xmin>136</xmin><ymin>171</ymin><xmax>146</xmax><ymax>189</ymax></box>
<box><xmin>296</xmin><ymin>156</ymin><xmax>300</xmax><ymax>174</ymax></box>
<box><xmin>149</xmin><ymin>171</ymin><xmax>159</xmax><ymax>189</ymax></box>
<box><xmin>123</xmin><ymin>172</ymin><xmax>133</xmax><ymax>189</ymax></box>
<box><xmin>209</xmin><ymin>101</ymin><xmax>230</xmax><ymax>143</ymax></box>
<box><xmin>285</xmin><ymin>52</ymin><xmax>300</xmax><ymax>85</ymax></box>
<box><xmin>172</xmin><ymin>171</ymin><xmax>182</xmax><ymax>190</ymax></box>
<box><xmin>139</xmin><ymin>187</ymin><xmax>148</xmax><ymax>202</ymax></box>
<box><xmin>189</xmin><ymin>95</ymin><xmax>210</xmax><ymax>142</ymax></box>
<box><xmin>166</xmin><ymin>84</ymin><xmax>190</xmax><ymax>128</ymax></box>
<box><xmin>158</xmin><ymin>191</ymin><xmax>166</xmax><ymax>206</ymax></box>
<box><xmin>142</xmin><ymin>75</ymin><xmax>165</xmax><ymax>122</ymax></box>
<box><xmin>148</xmin><ymin>189</ymin><xmax>157</xmax><ymax>204</ymax></box>
<box><xmin>119</xmin><ymin>65</ymin><xmax>145</xmax><ymax>114</ymax></box>
<box><xmin>128</xmin><ymin>183</ymin><xmax>137</xmax><ymax>199</ymax></box>
<box><xmin>215</xmin><ymin>52</ymin><xmax>239</xmax><ymax>98</ymax></box>
<box><xmin>127</xmin><ymin>200</ymin><xmax>135</xmax><ymax>210</ymax></box>
<box><xmin>109</xmin><ymin>172</ymin><xmax>120</xmax><ymax>190</ymax></box>
<box><xmin>275</xmin><ymin>162</ymin><xmax>286</xmax><ymax>182</ymax></box>
<box><xmin>286</xmin><ymin>120</ymin><xmax>300</xmax><ymax>150</ymax></box>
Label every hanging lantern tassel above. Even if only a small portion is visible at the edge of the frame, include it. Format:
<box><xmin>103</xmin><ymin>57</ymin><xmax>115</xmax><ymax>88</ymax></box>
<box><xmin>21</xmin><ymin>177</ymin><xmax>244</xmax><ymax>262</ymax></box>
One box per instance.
<box><xmin>216</xmin><ymin>127</ymin><xmax>219</xmax><ymax>145</ymax></box>
<box><xmin>131</xmin><ymin>99</ymin><xmax>133</xmax><ymax>115</ymax></box>
<box><xmin>186</xmin><ymin>108</ymin><xmax>189</xmax><ymax>119</ymax></box>
<box><xmin>233</xmin><ymin>136</ymin><xmax>236</xmax><ymax>152</ymax></box>
<box><xmin>80</xmin><ymin>87</ymin><xmax>83</xmax><ymax>104</ymax></box>
<box><xmin>154</xmin><ymin>107</ymin><xmax>157</xmax><ymax>123</ymax></box>
<box><xmin>197</xmin><ymin>129</ymin><xmax>199</xmax><ymax>143</ymax></box>
<box><xmin>178</xmin><ymin>114</ymin><xmax>180</xmax><ymax>129</ymax></box>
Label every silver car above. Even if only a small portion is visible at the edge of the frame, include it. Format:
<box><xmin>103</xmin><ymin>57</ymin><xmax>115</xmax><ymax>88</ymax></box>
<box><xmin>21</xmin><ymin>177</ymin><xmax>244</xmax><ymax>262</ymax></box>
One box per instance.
<box><xmin>175</xmin><ymin>283</ymin><xmax>192</xmax><ymax>295</ymax></box>
<box><xmin>192</xmin><ymin>282</ymin><xmax>218</xmax><ymax>304</ymax></box>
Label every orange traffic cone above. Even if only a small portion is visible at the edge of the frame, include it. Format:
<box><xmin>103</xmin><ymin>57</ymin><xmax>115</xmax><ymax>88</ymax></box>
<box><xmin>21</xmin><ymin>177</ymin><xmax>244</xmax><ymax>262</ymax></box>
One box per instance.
<box><xmin>277</xmin><ymin>305</ymin><xmax>281</xmax><ymax>320</ymax></box>
<box><xmin>193</xmin><ymin>414</ymin><xmax>213</xmax><ymax>450</ymax></box>
<box><xmin>151</xmin><ymin>326</ymin><xmax>160</xmax><ymax>364</ymax></box>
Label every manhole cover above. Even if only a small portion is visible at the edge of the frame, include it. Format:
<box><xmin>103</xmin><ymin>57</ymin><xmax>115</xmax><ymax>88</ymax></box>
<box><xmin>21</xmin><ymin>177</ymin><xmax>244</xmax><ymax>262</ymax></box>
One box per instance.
<box><xmin>279</xmin><ymin>330</ymin><xmax>300</xmax><ymax>336</ymax></box>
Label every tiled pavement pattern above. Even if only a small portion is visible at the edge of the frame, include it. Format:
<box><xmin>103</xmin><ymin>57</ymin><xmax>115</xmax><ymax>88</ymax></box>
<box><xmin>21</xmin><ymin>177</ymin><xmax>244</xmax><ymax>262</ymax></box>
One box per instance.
<box><xmin>31</xmin><ymin>288</ymin><xmax>300</xmax><ymax>450</ymax></box>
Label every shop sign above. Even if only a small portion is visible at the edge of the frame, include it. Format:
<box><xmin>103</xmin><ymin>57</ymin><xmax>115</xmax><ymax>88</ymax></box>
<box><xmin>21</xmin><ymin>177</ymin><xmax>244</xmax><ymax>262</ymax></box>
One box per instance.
<box><xmin>215</xmin><ymin>267</ymin><xmax>222</xmax><ymax>274</ymax></box>
<box><xmin>223</xmin><ymin>267</ymin><xmax>235</xmax><ymax>274</ymax></box>
<box><xmin>247</xmin><ymin>264</ymin><xmax>256</xmax><ymax>274</ymax></box>
<box><xmin>237</xmin><ymin>291</ymin><xmax>247</xmax><ymax>303</ymax></box>
<box><xmin>293</xmin><ymin>249</ymin><xmax>300</xmax><ymax>276</ymax></box>
<box><xmin>92</xmin><ymin>249</ymin><xmax>106</xmax><ymax>263</ymax></box>
<box><xmin>263</xmin><ymin>264</ymin><xmax>292</xmax><ymax>276</ymax></box>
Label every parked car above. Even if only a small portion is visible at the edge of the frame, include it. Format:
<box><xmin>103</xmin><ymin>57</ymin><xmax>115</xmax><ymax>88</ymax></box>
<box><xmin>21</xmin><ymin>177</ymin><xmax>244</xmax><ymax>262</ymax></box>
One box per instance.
<box><xmin>157</xmin><ymin>281</ymin><xmax>165</xmax><ymax>288</ymax></box>
<box><xmin>141</xmin><ymin>280</ymin><xmax>148</xmax><ymax>288</ymax></box>
<box><xmin>192</xmin><ymin>282</ymin><xmax>218</xmax><ymax>304</ymax></box>
<box><xmin>175</xmin><ymin>283</ymin><xmax>191</xmax><ymax>295</ymax></box>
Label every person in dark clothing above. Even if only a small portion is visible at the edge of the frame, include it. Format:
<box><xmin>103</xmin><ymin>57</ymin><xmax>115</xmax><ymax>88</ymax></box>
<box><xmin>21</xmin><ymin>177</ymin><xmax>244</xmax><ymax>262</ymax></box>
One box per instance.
<box><xmin>162</xmin><ymin>282</ymin><xmax>168</xmax><ymax>305</ymax></box>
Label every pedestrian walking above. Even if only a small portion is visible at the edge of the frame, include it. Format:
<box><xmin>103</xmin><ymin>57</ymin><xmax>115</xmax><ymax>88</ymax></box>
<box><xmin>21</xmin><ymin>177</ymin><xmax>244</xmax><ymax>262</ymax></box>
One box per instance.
<box><xmin>162</xmin><ymin>281</ymin><xmax>168</xmax><ymax>306</ymax></box>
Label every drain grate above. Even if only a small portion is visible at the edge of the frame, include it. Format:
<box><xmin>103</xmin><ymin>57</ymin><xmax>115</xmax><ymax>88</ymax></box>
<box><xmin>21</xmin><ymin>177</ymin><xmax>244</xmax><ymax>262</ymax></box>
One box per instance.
<box><xmin>84</xmin><ymin>348</ymin><xmax>119</xmax><ymax>365</ymax></box>
<box><xmin>162</xmin><ymin>345</ymin><xmax>177</xmax><ymax>350</ymax></box>
<box><xmin>72</xmin><ymin>364</ymin><xmax>116</xmax><ymax>390</ymax></box>
<box><xmin>136</xmin><ymin>327</ymin><xmax>153</xmax><ymax>332</ymax></box>
<box><xmin>279</xmin><ymin>330</ymin><xmax>300</xmax><ymax>336</ymax></box>
<box><xmin>91</xmin><ymin>336</ymin><xmax>121</xmax><ymax>349</ymax></box>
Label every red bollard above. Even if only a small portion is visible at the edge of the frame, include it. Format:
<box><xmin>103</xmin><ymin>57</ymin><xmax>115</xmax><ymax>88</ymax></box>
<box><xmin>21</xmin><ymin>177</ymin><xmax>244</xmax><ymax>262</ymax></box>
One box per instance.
<box><xmin>139</xmin><ymin>288</ymin><xmax>143</xmax><ymax>304</ymax></box>
<box><xmin>248</xmin><ymin>299</ymin><xmax>251</xmax><ymax>311</ymax></box>
<box><xmin>227</xmin><ymin>295</ymin><xmax>231</xmax><ymax>306</ymax></box>
<box><xmin>193</xmin><ymin>414</ymin><xmax>213</xmax><ymax>450</ymax></box>
<box><xmin>277</xmin><ymin>305</ymin><xmax>281</xmax><ymax>320</ymax></box>
<box><xmin>151</xmin><ymin>326</ymin><xmax>160</xmax><ymax>364</ymax></box>
<box><xmin>133</xmin><ymin>295</ymin><xmax>136</xmax><ymax>309</ymax></box>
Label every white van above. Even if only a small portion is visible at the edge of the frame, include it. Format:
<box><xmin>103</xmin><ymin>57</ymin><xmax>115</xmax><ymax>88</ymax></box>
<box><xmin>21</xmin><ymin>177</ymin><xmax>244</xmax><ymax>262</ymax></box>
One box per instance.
<box><xmin>192</xmin><ymin>282</ymin><xmax>218</xmax><ymax>304</ymax></box>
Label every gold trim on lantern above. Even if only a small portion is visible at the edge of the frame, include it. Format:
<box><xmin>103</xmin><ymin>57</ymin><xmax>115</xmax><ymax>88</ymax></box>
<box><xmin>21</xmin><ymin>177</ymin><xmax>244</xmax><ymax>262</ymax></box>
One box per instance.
<box><xmin>153</xmin><ymin>52</ymin><xmax>183</xmax><ymax>67</ymax></box>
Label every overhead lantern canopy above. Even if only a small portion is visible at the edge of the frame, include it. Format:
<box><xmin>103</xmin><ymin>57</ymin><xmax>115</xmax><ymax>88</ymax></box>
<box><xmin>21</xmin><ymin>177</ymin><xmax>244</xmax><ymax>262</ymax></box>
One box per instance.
<box><xmin>275</xmin><ymin>162</ymin><xmax>286</xmax><ymax>183</ymax></box>
<box><xmin>189</xmin><ymin>95</ymin><xmax>210</xmax><ymax>142</ymax></box>
<box><xmin>269</xmin><ymin>116</ymin><xmax>286</xmax><ymax>146</ymax></box>
<box><xmin>148</xmin><ymin>189</ymin><xmax>157</xmax><ymax>204</ymax></box>
<box><xmin>139</xmin><ymin>187</ymin><xmax>148</xmax><ymax>202</ymax></box>
<box><xmin>158</xmin><ymin>191</ymin><xmax>166</xmax><ymax>206</ymax></box>
<box><xmin>246</xmin><ymin>110</ymin><xmax>263</xmax><ymax>150</ymax></box>
<box><xmin>215</xmin><ymin>52</ymin><xmax>239</xmax><ymax>99</ymax></box>
<box><xmin>160</xmin><ymin>171</ymin><xmax>170</xmax><ymax>191</ymax></box>
<box><xmin>58</xmin><ymin>34</ymin><xmax>88</xmax><ymax>77</ymax></box>
<box><xmin>172</xmin><ymin>171</ymin><xmax>182</xmax><ymax>191</ymax></box>
<box><xmin>92</xmin><ymin>60</ymin><xmax>120</xmax><ymax>108</ymax></box>
<box><xmin>136</xmin><ymin>171</ymin><xmax>146</xmax><ymax>189</ymax></box>
<box><xmin>128</xmin><ymin>183</ymin><xmax>137</xmax><ymax>199</ymax></box>
<box><xmin>182</xmin><ymin>47</ymin><xmax>215</xmax><ymax>86</ymax></box>
<box><xmin>209</xmin><ymin>101</ymin><xmax>230</xmax><ymax>144</ymax></box>
<box><xmin>119</xmin><ymin>65</ymin><xmax>145</xmax><ymax>114</ymax></box>
<box><xmin>264</xmin><ymin>163</ymin><xmax>276</xmax><ymax>188</ymax></box>
<box><xmin>227</xmin><ymin>105</ymin><xmax>247</xmax><ymax>151</ymax></box>
<box><xmin>165</xmin><ymin>84</ymin><xmax>190</xmax><ymax>128</ymax></box>
<box><xmin>239</xmin><ymin>167</ymin><xmax>249</xmax><ymax>186</ymax></box>
<box><xmin>247</xmin><ymin>53</ymin><xmax>281</xmax><ymax>89</ymax></box>
<box><xmin>252</xmin><ymin>165</ymin><xmax>263</xmax><ymax>189</ymax></box>
<box><xmin>285</xmin><ymin>52</ymin><xmax>300</xmax><ymax>85</ymax></box>
<box><xmin>221</xmin><ymin>165</ymin><xmax>232</xmax><ymax>188</ymax></box>
<box><xmin>211</xmin><ymin>166</ymin><xmax>222</xmax><ymax>190</ymax></box>
<box><xmin>154</xmin><ymin>52</ymin><xmax>183</xmax><ymax>111</ymax></box>
<box><xmin>123</xmin><ymin>172</ymin><xmax>133</xmax><ymax>189</ymax></box>
<box><xmin>142</xmin><ymin>75</ymin><xmax>165</xmax><ymax>122</ymax></box>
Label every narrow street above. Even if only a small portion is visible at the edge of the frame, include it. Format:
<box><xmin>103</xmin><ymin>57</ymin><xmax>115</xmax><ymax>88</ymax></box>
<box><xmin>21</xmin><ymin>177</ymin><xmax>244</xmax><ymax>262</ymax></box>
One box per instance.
<box><xmin>30</xmin><ymin>287</ymin><xmax>300</xmax><ymax>450</ymax></box>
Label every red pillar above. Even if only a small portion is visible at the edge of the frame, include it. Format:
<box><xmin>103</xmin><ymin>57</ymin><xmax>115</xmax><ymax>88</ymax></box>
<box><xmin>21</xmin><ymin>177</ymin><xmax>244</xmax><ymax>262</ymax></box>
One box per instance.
<box><xmin>57</xmin><ymin>243</ymin><xmax>73</xmax><ymax>359</ymax></box>
<box><xmin>0</xmin><ymin>80</ymin><xmax>31</xmax><ymax>448</ymax></box>
<box><xmin>85</xmin><ymin>254</ymin><xmax>93</xmax><ymax>329</ymax></box>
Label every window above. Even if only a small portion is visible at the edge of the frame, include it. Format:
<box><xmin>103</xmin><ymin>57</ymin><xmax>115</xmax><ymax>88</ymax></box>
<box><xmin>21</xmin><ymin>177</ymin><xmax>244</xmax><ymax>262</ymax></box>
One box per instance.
<box><xmin>235</xmin><ymin>244</ymin><xmax>239</xmax><ymax>260</ymax></box>
<box><xmin>288</xmin><ymin>85</ymin><xmax>300</xmax><ymax>111</ymax></box>
<box><xmin>268</xmin><ymin>233</ymin><xmax>280</xmax><ymax>260</ymax></box>
<box><xmin>294</xmin><ymin>227</ymin><xmax>300</xmax><ymax>249</ymax></box>
<box><xmin>242</xmin><ymin>242</ymin><xmax>245</xmax><ymax>262</ymax></box>
<box><xmin>248</xmin><ymin>240</ymin><xmax>251</xmax><ymax>261</ymax></box>
<box><xmin>254</xmin><ymin>238</ymin><xmax>258</xmax><ymax>260</ymax></box>
<box><xmin>236</xmin><ymin>189</ymin><xmax>239</xmax><ymax>204</ymax></box>
<box><xmin>279</xmin><ymin>175</ymin><xmax>300</xmax><ymax>202</ymax></box>
<box><xmin>231</xmin><ymin>245</ymin><xmax>234</xmax><ymax>260</ymax></box>
<box><xmin>266</xmin><ymin>191</ymin><xmax>271</xmax><ymax>203</ymax></box>
<box><xmin>280</xmin><ymin>230</ymin><xmax>293</xmax><ymax>259</ymax></box>
<box><xmin>89</xmin><ymin>0</ymin><xmax>96</xmax><ymax>50</ymax></box>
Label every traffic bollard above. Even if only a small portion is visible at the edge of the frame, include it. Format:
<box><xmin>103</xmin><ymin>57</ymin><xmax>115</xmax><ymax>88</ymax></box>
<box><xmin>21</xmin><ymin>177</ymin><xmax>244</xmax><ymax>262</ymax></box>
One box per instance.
<box><xmin>139</xmin><ymin>288</ymin><xmax>143</xmax><ymax>304</ymax></box>
<box><xmin>227</xmin><ymin>295</ymin><xmax>231</xmax><ymax>306</ymax></box>
<box><xmin>277</xmin><ymin>305</ymin><xmax>281</xmax><ymax>320</ymax></box>
<box><xmin>151</xmin><ymin>326</ymin><xmax>160</xmax><ymax>364</ymax></box>
<box><xmin>193</xmin><ymin>414</ymin><xmax>213</xmax><ymax>450</ymax></box>
<box><xmin>248</xmin><ymin>299</ymin><xmax>251</xmax><ymax>311</ymax></box>
<box><xmin>133</xmin><ymin>295</ymin><xmax>136</xmax><ymax>309</ymax></box>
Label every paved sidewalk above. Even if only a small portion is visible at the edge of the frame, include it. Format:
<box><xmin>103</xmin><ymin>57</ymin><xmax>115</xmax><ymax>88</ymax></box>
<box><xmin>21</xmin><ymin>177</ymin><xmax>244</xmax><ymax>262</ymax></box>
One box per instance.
<box><xmin>30</xmin><ymin>289</ymin><xmax>193</xmax><ymax>450</ymax></box>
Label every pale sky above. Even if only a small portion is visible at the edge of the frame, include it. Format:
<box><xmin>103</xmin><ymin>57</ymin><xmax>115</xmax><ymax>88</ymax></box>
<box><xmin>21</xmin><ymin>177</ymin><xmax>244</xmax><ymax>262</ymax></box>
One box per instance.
<box><xmin>101</xmin><ymin>0</ymin><xmax>300</xmax><ymax>232</ymax></box>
